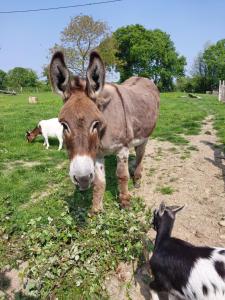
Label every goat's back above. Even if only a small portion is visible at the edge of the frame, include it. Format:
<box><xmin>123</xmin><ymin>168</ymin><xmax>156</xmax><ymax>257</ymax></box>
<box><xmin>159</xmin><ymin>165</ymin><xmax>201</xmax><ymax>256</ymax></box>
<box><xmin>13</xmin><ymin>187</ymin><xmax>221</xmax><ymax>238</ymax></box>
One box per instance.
<box><xmin>39</xmin><ymin>118</ymin><xmax>63</xmax><ymax>137</ymax></box>
<box><xmin>150</xmin><ymin>238</ymin><xmax>225</xmax><ymax>300</ymax></box>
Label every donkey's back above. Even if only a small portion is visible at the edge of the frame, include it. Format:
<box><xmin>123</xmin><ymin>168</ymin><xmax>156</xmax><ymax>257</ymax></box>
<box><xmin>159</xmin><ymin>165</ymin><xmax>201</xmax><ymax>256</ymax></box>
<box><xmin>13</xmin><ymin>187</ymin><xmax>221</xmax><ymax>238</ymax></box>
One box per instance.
<box><xmin>120</xmin><ymin>76</ymin><xmax>160</xmax><ymax>138</ymax></box>
<box><xmin>101</xmin><ymin>77</ymin><xmax>160</xmax><ymax>153</ymax></box>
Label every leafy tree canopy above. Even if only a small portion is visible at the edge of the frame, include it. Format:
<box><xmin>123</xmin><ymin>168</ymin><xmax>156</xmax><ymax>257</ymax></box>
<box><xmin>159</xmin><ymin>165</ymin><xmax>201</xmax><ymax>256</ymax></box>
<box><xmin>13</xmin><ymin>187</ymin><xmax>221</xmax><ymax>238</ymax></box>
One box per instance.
<box><xmin>7</xmin><ymin>67</ymin><xmax>38</xmax><ymax>88</ymax></box>
<box><xmin>113</xmin><ymin>24</ymin><xmax>186</xmax><ymax>91</ymax></box>
<box><xmin>190</xmin><ymin>39</ymin><xmax>225</xmax><ymax>91</ymax></box>
<box><xmin>97</xmin><ymin>35</ymin><xmax>122</xmax><ymax>72</ymax></box>
<box><xmin>0</xmin><ymin>69</ymin><xmax>8</xmax><ymax>89</ymax></box>
<box><xmin>49</xmin><ymin>15</ymin><xmax>112</xmax><ymax>77</ymax></box>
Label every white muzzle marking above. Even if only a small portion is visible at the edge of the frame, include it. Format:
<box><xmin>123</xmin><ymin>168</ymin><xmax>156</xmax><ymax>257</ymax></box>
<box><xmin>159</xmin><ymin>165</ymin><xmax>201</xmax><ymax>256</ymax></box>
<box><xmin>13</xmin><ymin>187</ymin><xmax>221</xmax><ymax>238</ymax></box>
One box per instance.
<box><xmin>69</xmin><ymin>155</ymin><xmax>95</xmax><ymax>188</ymax></box>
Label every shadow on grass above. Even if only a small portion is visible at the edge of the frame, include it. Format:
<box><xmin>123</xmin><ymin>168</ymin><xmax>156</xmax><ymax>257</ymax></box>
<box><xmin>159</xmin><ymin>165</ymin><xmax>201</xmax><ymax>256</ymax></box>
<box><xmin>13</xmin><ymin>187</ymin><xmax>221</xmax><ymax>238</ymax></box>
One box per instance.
<box><xmin>202</xmin><ymin>141</ymin><xmax>225</xmax><ymax>191</ymax></box>
<box><xmin>28</xmin><ymin>137</ymin><xmax>62</xmax><ymax>149</ymax></box>
<box><xmin>14</xmin><ymin>291</ymin><xmax>38</xmax><ymax>300</ymax></box>
<box><xmin>64</xmin><ymin>155</ymin><xmax>119</xmax><ymax>227</ymax></box>
<box><xmin>0</xmin><ymin>271</ymin><xmax>11</xmax><ymax>291</ymax></box>
<box><xmin>63</xmin><ymin>153</ymin><xmax>139</xmax><ymax>227</ymax></box>
<box><xmin>134</xmin><ymin>262</ymin><xmax>168</xmax><ymax>300</ymax></box>
<box><xmin>0</xmin><ymin>272</ymin><xmax>37</xmax><ymax>300</ymax></box>
<box><xmin>133</xmin><ymin>240</ymin><xmax>169</xmax><ymax>300</ymax></box>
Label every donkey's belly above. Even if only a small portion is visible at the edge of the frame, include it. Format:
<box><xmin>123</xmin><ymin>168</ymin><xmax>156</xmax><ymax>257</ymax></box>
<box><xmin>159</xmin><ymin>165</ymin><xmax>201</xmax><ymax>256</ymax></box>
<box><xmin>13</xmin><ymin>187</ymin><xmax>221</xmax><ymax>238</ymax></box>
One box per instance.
<box><xmin>100</xmin><ymin>137</ymin><xmax>148</xmax><ymax>156</ymax></box>
<box><xmin>128</xmin><ymin>137</ymin><xmax>148</xmax><ymax>148</ymax></box>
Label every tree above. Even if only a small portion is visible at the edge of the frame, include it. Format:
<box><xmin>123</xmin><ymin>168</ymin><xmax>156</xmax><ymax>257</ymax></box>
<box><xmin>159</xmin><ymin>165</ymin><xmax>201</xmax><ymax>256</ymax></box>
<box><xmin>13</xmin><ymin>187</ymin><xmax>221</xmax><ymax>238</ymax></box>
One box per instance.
<box><xmin>50</xmin><ymin>15</ymin><xmax>110</xmax><ymax>77</ymax></box>
<box><xmin>113</xmin><ymin>25</ymin><xmax>186</xmax><ymax>91</ymax></box>
<box><xmin>191</xmin><ymin>39</ymin><xmax>225</xmax><ymax>91</ymax></box>
<box><xmin>97</xmin><ymin>35</ymin><xmax>122</xmax><ymax>72</ymax></box>
<box><xmin>203</xmin><ymin>39</ymin><xmax>225</xmax><ymax>90</ymax></box>
<box><xmin>42</xmin><ymin>65</ymin><xmax>50</xmax><ymax>85</ymax></box>
<box><xmin>7</xmin><ymin>67</ymin><xmax>38</xmax><ymax>89</ymax></box>
<box><xmin>0</xmin><ymin>69</ymin><xmax>7</xmax><ymax>89</ymax></box>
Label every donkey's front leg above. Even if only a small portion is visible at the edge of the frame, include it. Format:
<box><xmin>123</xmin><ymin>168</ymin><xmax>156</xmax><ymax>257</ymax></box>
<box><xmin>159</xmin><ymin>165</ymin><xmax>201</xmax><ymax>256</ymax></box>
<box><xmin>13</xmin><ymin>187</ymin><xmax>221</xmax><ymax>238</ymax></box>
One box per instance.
<box><xmin>133</xmin><ymin>140</ymin><xmax>147</xmax><ymax>188</ymax></box>
<box><xmin>91</xmin><ymin>158</ymin><xmax>106</xmax><ymax>214</ymax></box>
<box><xmin>116</xmin><ymin>147</ymin><xmax>131</xmax><ymax>208</ymax></box>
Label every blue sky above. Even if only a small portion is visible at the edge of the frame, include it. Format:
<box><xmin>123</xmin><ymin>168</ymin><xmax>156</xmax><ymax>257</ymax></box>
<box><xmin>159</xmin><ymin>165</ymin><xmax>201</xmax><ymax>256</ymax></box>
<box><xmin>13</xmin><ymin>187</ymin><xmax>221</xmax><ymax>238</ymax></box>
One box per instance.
<box><xmin>0</xmin><ymin>0</ymin><xmax>224</xmax><ymax>77</ymax></box>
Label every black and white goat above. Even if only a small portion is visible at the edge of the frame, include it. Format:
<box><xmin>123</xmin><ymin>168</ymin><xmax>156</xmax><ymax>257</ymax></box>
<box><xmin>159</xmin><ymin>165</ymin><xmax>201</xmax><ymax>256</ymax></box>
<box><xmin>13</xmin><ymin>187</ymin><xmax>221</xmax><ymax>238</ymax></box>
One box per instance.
<box><xmin>149</xmin><ymin>202</ymin><xmax>225</xmax><ymax>300</ymax></box>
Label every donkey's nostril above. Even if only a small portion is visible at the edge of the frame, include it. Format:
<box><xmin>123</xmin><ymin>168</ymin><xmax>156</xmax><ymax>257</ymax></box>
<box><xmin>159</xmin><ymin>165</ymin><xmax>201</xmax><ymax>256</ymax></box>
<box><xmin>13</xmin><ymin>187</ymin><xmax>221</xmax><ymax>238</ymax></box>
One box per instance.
<box><xmin>89</xmin><ymin>173</ymin><xmax>93</xmax><ymax>180</ymax></box>
<box><xmin>73</xmin><ymin>176</ymin><xmax>79</xmax><ymax>184</ymax></box>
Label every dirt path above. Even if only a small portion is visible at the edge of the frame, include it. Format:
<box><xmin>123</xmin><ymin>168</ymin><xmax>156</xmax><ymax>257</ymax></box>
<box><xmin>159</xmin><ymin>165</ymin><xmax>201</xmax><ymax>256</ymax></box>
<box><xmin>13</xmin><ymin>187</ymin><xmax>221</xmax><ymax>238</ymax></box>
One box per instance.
<box><xmin>106</xmin><ymin>116</ymin><xmax>225</xmax><ymax>299</ymax></box>
<box><xmin>136</xmin><ymin>115</ymin><xmax>225</xmax><ymax>246</ymax></box>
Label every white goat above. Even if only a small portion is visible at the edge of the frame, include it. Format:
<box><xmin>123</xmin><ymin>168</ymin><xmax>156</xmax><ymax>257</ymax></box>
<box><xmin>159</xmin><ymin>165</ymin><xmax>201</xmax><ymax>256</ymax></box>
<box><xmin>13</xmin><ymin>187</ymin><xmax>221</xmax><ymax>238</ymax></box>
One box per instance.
<box><xmin>26</xmin><ymin>118</ymin><xmax>63</xmax><ymax>150</ymax></box>
<box><xmin>150</xmin><ymin>202</ymin><xmax>225</xmax><ymax>300</ymax></box>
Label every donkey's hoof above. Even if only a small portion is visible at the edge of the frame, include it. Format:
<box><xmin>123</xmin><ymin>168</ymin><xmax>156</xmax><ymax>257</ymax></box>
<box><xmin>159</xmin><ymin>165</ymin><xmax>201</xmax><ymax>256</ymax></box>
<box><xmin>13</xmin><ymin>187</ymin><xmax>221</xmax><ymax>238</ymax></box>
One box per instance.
<box><xmin>120</xmin><ymin>201</ymin><xmax>131</xmax><ymax>209</ymax></box>
<box><xmin>89</xmin><ymin>206</ymin><xmax>104</xmax><ymax>216</ymax></box>
<box><xmin>120</xmin><ymin>195</ymin><xmax>131</xmax><ymax>209</ymax></box>
<box><xmin>120</xmin><ymin>194</ymin><xmax>131</xmax><ymax>209</ymax></box>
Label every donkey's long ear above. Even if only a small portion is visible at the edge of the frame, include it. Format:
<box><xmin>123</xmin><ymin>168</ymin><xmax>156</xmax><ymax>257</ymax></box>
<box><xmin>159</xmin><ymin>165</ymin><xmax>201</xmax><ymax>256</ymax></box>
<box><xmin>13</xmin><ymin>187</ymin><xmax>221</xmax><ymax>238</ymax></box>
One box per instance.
<box><xmin>86</xmin><ymin>51</ymin><xmax>105</xmax><ymax>100</ymax></box>
<box><xmin>49</xmin><ymin>51</ymin><xmax>70</xmax><ymax>101</ymax></box>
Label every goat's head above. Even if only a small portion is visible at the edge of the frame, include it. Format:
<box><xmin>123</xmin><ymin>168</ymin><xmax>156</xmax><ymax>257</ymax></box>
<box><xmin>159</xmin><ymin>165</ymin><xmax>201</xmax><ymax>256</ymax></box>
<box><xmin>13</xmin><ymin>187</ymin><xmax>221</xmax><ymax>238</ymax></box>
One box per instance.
<box><xmin>26</xmin><ymin>130</ymin><xmax>36</xmax><ymax>142</ymax></box>
<box><xmin>26</xmin><ymin>126</ymin><xmax>41</xmax><ymax>143</ymax></box>
<box><xmin>152</xmin><ymin>202</ymin><xmax>185</xmax><ymax>231</ymax></box>
<box><xmin>49</xmin><ymin>51</ymin><xmax>107</xmax><ymax>191</ymax></box>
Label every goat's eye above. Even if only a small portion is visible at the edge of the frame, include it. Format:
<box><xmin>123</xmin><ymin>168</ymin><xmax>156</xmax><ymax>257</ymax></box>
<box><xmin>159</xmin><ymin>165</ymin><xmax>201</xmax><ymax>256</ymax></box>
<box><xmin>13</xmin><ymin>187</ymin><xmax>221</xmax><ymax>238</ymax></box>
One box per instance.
<box><xmin>90</xmin><ymin>121</ymin><xmax>100</xmax><ymax>134</ymax></box>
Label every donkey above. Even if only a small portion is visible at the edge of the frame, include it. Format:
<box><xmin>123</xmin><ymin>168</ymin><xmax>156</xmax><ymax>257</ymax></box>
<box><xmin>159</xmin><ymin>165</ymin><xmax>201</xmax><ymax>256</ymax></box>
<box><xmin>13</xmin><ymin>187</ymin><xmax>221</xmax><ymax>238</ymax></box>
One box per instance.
<box><xmin>49</xmin><ymin>51</ymin><xmax>160</xmax><ymax>213</ymax></box>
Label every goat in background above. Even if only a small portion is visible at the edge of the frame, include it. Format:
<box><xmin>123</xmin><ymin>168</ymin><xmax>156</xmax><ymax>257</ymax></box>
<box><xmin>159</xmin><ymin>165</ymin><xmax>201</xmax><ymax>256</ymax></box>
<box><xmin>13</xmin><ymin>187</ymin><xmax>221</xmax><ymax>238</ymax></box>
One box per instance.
<box><xmin>26</xmin><ymin>118</ymin><xmax>63</xmax><ymax>151</ymax></box>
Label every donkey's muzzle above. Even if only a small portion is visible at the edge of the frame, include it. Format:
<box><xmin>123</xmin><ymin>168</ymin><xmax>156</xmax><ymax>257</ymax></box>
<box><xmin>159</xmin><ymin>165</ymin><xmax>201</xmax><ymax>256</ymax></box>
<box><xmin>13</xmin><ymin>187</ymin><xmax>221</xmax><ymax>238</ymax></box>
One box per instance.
<box><xmin>69</xmin><ymin>155</ymin><xmax>95</xmax><ymax>190</ymax></box>
<box><xmin>74</xmin><ymin>174</ymin><xmax>93</xmax><ymax>191</ymax></box>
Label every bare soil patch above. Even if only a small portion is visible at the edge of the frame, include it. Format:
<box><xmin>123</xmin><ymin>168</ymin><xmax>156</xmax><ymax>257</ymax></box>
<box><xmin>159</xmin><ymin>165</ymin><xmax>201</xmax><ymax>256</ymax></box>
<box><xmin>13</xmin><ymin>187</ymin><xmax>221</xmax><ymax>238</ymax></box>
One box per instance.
<box><xmin>2</xmin><ymin>160</ymin><xmax>41</xmax><ymax>173</ymax></box>
<box><xmin>137</xmin><ymin>115</ymin><xmax>225</xmax><ymax>246</ymax></box>
<box><xmin>20</xmin><ymin>184</ymin><xmax>59</xmax><ymax>209</ymax></box>
<box><xmin>106</xmin><ymin>116</ymin><xmax>225</xmax><ymax>299</ymax></box>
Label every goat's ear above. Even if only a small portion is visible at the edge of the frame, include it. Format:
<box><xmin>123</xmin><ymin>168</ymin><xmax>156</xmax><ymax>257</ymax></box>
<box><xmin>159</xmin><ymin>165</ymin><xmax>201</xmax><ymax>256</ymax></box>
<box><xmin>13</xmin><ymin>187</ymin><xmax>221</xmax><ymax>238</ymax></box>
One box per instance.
<box><xmin>86</xmin><ymin>51</ymin><xmax>105</xmax><ymax>100</ymax></box>
<box><xmin>49</xmin><ymin>51</ymin><xmax>70</xmax><ymax>101</ymax></box>
<box><xmin>171</xmin><ymin>205</ymin><xmax>185</xmax><ymax>214</ymax></box>
<box><xmin>158</xmin><ymin>202</ymin><xmax>166</xmax><ymax>217</ymax></box>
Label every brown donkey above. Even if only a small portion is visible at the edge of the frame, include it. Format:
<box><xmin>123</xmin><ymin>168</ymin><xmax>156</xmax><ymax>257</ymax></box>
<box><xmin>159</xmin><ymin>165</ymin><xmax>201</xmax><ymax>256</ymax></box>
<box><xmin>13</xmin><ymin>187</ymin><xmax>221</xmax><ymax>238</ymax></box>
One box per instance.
<box><xmin>49</xmin><ymin>51</ymin><xmax>160</xmax><ymax>213</ymax></box>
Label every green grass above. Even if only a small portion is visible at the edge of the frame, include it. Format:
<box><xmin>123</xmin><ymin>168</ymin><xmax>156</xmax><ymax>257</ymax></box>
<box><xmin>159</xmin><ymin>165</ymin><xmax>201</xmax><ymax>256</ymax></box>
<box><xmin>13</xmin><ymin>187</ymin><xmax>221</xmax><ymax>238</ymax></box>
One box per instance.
<box><xmin>1</xmin><ymin>91</ymin><xmax>225</xmax><ymax>298</ymax></box>
<box><xmin>156</xmin><ymin>186</ymin><xmax>175</xmax><ymax>195</ymax></box>
<box><xmin>152</xmin><ymin>92</ymin><xmax>225</xmax><ymax>145</ymax></box>
<box><xmin>0</xmin><ymin>93</ymin><xmax>151</xmax><ymax>299</ymax></box>
<box><xmin>147</xmin><ymin>168</ymin><xmax>156</xmax><ymax>177</ymax></box>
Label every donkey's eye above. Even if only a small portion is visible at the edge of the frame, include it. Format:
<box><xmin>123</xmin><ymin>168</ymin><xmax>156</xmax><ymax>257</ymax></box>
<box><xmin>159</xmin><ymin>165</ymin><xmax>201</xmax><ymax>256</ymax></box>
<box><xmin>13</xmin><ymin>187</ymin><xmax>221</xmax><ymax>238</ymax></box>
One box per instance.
<box><xmin>90</xmin><ymin>121</ymin><xmax>100</xmax><ymax>134</ymax></box>
<box><xmin>61</xmin><ymin>122</ymin><xmax>70</xmax><ymax>133</ymax></box>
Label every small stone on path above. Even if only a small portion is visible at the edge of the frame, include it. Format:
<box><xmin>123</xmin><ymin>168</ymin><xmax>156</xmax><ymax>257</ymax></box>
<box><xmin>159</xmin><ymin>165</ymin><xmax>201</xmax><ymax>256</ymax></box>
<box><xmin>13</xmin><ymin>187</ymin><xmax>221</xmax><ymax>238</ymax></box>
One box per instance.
<box><xmin>218</xmin><ymin>220</ymin><xmax>225</xmax><ymax>227</ymax></box>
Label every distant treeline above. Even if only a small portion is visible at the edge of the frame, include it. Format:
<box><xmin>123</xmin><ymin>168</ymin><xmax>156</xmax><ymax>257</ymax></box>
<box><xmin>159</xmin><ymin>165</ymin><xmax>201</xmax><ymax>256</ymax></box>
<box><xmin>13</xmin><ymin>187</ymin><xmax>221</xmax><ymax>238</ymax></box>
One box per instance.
<box><xmin>0</xmin><ymin>67</ymin><xmax>51</xmax><ymax>93</ymax></box>
<box><xmin>1</xmin><ymin>15</ymin><xmax>225</xmax><ymax>93</ymax></box>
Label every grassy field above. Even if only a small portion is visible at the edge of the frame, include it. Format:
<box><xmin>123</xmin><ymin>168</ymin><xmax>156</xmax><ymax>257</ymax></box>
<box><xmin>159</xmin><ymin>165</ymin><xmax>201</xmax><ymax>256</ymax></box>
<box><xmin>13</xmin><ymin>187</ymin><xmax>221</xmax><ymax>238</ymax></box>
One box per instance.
<box><xmin>1</xmin><ymin>91</ymin><xmax>225</xmax><ymax>298</ymax></box>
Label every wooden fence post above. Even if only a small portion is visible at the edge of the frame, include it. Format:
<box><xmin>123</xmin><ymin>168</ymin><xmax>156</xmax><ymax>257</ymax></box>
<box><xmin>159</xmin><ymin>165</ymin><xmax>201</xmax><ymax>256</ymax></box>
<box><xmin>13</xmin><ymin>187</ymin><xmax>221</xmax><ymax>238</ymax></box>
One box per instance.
<box><xmin>219</xmin><ymin>80</ymin><xmax>225</xmax><ymax>102</ymax></box>
<box><xmin>223</xmin><ymin>81</ymin><xmax>225</xmax><ymax>103</ymax></box>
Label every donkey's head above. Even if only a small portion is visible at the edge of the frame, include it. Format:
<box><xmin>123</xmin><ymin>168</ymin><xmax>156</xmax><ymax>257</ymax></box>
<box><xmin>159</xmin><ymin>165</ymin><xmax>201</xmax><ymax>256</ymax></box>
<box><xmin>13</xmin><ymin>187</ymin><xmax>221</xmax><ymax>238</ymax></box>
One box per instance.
<box><xmin>49</xmin><ymin>51</ymin><xmax>106</xmax><ymax>190</ymax></box>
